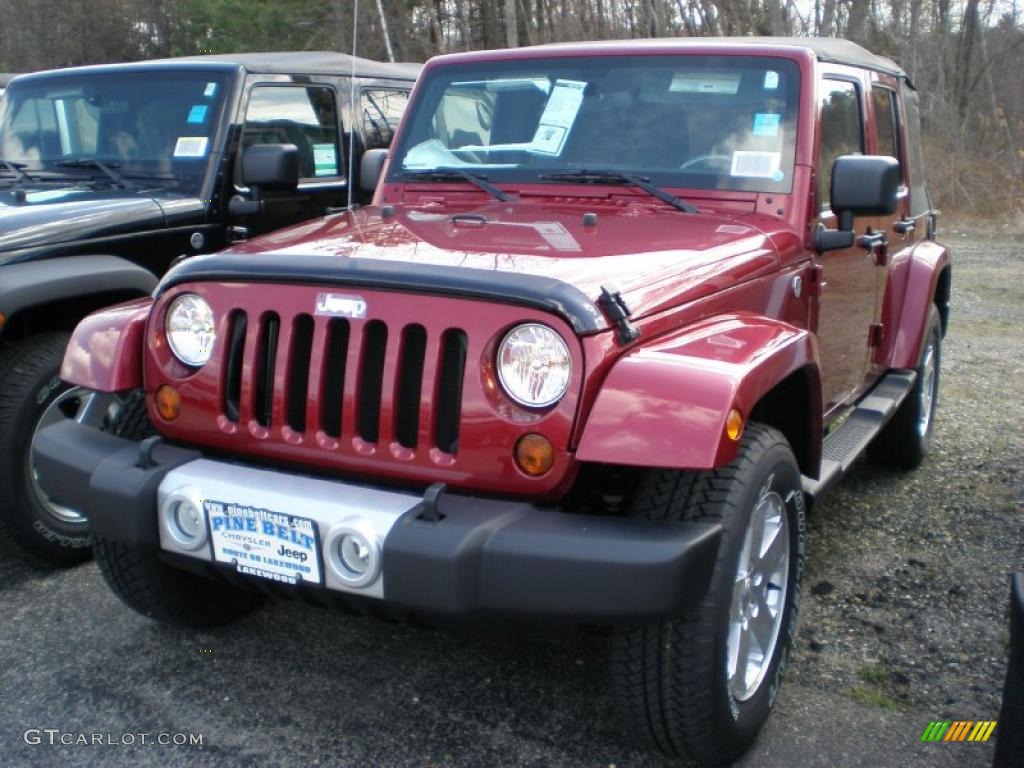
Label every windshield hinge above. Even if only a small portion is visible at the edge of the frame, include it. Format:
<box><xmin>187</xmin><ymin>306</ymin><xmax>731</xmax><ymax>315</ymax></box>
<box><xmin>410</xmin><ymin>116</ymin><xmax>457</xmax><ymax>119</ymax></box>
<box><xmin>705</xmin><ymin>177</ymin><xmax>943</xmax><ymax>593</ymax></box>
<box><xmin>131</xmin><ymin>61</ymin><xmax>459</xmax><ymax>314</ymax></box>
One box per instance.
<box><xmin>597</xmin><ymin>285</ymin><xmax>640</xmax><ymax>346</ymax></box>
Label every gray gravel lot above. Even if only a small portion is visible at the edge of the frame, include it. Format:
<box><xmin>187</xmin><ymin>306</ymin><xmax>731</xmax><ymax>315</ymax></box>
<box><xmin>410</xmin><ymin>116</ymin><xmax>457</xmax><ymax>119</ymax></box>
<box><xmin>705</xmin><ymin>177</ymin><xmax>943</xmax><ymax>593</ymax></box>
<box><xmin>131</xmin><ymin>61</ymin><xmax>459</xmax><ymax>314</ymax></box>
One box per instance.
<box><xmin>0</xmin><ymin>234</ymin><xmax>1020</xmax><ymax>768</ymax></box>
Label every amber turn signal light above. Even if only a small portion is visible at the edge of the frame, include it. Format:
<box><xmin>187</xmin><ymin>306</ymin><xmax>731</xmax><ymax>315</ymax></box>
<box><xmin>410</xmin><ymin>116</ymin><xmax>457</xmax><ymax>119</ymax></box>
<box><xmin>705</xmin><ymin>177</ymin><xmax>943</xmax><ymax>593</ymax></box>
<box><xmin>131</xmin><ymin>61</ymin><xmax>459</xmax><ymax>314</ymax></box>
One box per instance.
<box><xmin>515</xmin><ymin>433</ymin><xmax>554</xmax><ymax>477</ymax></box>
<box><xmin>155</xmin><ymin>385</ymin><xmax>181</xmax><ymax>421</ymax></box>
<box><xmin>726</xmin><ymin>408</ymin><xmax>744</xmax><ymax>441</ymax></box>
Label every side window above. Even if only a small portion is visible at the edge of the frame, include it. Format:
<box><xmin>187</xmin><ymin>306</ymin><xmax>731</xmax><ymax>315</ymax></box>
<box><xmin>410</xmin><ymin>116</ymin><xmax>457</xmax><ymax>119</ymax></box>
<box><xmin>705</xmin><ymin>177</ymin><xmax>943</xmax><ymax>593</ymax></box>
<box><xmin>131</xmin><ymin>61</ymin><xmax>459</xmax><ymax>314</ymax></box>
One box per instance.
<box><xmin>242</xmin><ymin>86</ymin><xmax>341</xmax><ymax>180</ymax></box>
<box><xmin>871</xmin><ymin>87</ymin><xmax>899</xmax><ymax>162</ymax></box>
<box><xmin>902</xmin><ymin>88</ymin><xmax>931</xmax><ymax>217</ymax></box>
<box><xmin>818</xmin><ymin>79</ymin><xmax>863</xmax><ymax>210</ymax></box>
<box><xmin>361</xmin><ymin>88</ymin><xmax>409</xmax><ymax>150</ymax></box>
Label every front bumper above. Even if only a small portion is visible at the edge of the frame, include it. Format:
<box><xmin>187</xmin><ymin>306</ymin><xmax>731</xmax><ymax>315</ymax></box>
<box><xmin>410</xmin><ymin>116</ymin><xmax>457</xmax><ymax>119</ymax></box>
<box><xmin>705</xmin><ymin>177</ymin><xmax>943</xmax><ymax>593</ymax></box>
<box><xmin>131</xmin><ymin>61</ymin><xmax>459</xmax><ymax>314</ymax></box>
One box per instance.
<box><xmin>34</xmin><ymin>420</ymin><xmax>721</xmax><ymax>623</ymax></box>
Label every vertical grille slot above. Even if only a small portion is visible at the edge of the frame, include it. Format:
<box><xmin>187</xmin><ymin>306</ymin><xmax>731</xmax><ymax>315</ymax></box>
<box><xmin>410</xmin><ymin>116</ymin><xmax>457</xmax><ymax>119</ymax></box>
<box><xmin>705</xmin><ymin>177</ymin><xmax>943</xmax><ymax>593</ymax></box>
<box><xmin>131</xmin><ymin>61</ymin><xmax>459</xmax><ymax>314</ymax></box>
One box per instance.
<box><xmin>254</xmin><ymin>312</ymin><xmax>280</xmax><ymax>428</ymax></box>
<box><xmin>394</xmin><ymin>324</ymin><xmax>427</xmax><ymax>449</ymax></box>
<box><xmin>356</xmin><ymin>320</ymin><xmax>388</xmax><ymax>443</ymax></box>
<box><xmin>285</xmin><ymin>314</ymin><xmax>314</xmax><ymax>432</ymax></box>
<box><xmin>222</xmin><ymin>310</ymin><xmax>247</xmax><ymax>421</ymax></box>
<box><xmin>320</xmin><ymin>318</ymin><xmax>350</xmax><ymax>438</ymax></box>
<box><xmin>435</xmin><ymin>329</ymin><xmax>467</xmax><ymax>454</ymax></box>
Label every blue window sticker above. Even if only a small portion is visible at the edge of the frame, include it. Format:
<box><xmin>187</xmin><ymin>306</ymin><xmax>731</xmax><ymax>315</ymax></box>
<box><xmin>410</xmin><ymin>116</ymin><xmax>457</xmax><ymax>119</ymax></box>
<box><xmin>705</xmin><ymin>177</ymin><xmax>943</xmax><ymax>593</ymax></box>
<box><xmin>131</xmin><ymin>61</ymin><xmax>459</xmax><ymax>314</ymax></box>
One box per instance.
<box><xmin>187</xmin><ymin>105</ymin><xmax>208</xmax><ymax>124</ymax></box>
<box><xmin>772</xmin><ymin>169</ymin><xmax>785</xmax><ymax>182</ymax></box>
<box><xmin>764</xmin><ymin>71</ymin><xmax>779</xmax><ymax>90</ymax></box>
<box><xmin>204</xmin><ymin>82</ymin><xmax>217</xmax><ymax>97</ymax></box>
<box><xmin>753</xmin><ymin>113</ymin><xmax>781</xmax><ymax>137</ymax></box>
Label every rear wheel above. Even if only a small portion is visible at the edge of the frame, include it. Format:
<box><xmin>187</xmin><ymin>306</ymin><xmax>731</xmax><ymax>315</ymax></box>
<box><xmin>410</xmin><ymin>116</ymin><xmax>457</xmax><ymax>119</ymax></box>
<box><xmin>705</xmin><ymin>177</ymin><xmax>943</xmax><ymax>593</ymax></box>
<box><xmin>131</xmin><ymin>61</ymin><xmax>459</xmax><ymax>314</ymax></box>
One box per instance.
<box><xmin>868</xmin><ymin>306</ymin><xmax>942</xmax><ymax>470</ymax></box>
<box><xmin>610</xmin><ymin>424</ymin><xmax>806</xmax><ymax>766</ymax></box>
<box><xmin>95</xmin><ymin>538</ymin><xmax>264</xmax><ymax>628</ymax></box>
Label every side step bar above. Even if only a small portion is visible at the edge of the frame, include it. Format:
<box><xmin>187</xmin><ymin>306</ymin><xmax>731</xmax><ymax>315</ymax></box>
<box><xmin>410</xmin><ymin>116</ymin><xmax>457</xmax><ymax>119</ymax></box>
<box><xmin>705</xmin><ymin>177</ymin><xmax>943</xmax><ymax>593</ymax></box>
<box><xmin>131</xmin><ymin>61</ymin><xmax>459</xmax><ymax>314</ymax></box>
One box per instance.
<box><xmin>802</xmin><ymin>370</ymin><xmax>916</xmax><ymax>499</ymax></box>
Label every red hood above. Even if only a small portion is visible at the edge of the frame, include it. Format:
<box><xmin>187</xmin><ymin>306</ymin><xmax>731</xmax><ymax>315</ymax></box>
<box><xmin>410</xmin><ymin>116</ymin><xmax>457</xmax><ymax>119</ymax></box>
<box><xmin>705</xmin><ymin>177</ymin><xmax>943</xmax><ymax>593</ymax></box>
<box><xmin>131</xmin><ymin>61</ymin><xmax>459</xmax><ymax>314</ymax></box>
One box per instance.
<box><xmin>223</xmin><ymin>200</ymin><xmax>786</xmax><ymax>321</ymax></box>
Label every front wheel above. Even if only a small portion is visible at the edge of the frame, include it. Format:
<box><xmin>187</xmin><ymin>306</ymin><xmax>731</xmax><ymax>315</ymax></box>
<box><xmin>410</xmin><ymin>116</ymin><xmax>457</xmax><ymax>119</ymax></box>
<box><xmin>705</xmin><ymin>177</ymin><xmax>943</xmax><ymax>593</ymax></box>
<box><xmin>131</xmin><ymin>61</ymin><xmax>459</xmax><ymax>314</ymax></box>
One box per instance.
<box><xmin>610</xmin><ymin>424</ymin><xmax>806</xmax><ymax>766</ymax></box>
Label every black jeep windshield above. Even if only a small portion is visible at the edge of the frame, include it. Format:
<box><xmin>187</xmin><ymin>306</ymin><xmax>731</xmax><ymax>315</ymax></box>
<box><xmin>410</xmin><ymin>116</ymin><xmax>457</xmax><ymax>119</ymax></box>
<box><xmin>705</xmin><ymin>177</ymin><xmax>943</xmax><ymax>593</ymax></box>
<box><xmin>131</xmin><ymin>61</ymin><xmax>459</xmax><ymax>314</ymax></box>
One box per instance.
<box><xmin>392</xmin><ymin>55</ymin><xmax>800</xmax><ymax>194</ymax></box>
<box><xmin>0</xmin><ymin>70</ymin><xmax>230</xmax><ymax>194</ymax></box>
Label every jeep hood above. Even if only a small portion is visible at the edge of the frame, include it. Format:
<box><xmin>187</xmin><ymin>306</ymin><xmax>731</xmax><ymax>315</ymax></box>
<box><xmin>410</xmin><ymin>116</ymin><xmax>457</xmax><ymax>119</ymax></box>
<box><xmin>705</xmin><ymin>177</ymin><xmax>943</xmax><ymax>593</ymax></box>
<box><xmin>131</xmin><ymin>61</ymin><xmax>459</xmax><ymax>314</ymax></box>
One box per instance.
<box><xmin>212</xmin><ymin>201</ymin><xmax>784</xmax><ymax>323</ymax></box>
<box><xmin>0</xmin><ymin>185</ymin><xmax>166</xmax><ymax>260</ymax></box>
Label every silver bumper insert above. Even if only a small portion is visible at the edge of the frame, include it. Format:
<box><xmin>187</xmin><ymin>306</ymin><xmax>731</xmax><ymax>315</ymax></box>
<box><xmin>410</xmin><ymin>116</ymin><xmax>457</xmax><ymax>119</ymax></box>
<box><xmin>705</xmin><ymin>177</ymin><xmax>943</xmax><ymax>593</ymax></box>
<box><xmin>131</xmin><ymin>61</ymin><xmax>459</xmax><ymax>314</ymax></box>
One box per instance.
<box><xmin>157</xmin><ymin>459</ymin><xmax>421</xmax><ymax>599</ymax></box>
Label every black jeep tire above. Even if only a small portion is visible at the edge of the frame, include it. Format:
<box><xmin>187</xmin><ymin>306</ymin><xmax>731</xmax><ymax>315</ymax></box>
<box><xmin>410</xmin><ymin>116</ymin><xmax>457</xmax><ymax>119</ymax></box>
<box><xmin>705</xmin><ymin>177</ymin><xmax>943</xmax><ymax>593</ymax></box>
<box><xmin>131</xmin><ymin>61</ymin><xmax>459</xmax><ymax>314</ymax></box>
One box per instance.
<box><xmin>610</xmin><ymin>424</ymin><xmax>806</xmax><ymax>766</ymax></box>
<box><xmin>95</xmin><ymin>538</ymin><xmax>264</xmax><ymax>628</ymax></box>
<box><xmin>868</xmin><ymin>306</ymin><xmax>942</xmax><ymax>470</ymax></box>
<box><xmin>0</xmin><ymin>333</ymin><xmax>154</xmax><ymax>569</ymax></box>
<box><xmin>0</xmin><ymin>333</ymin><xmax>91</xmax><ymax>567</ymax></box>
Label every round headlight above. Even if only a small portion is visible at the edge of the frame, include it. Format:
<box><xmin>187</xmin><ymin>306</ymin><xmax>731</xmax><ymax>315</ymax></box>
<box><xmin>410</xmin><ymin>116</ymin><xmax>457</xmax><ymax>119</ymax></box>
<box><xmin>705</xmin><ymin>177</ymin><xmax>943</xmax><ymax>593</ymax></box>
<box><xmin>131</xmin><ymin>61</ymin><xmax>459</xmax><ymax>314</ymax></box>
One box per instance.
<box><xmin>496</xmin><ymin>323</ymin><xmax>571</xmax><ymax>408</ymax></box>
<box><xmin>165</xmin><ymin>294</ymin><xmax>216</xmax><ymax>367</ymax></box>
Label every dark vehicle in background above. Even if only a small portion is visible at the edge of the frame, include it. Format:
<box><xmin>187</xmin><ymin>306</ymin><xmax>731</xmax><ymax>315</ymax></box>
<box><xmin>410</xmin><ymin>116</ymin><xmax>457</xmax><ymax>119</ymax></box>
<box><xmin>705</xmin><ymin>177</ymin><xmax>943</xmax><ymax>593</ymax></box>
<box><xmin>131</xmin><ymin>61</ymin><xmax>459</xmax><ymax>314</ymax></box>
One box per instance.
<box><xmin>0</xmin><ymin>52</ymin><xmax>418</xmax><ymax>567</ymax></box>
<box><xmin>995</xmin><ymin>573</ymin><xmax>1024</xmax><ymax>766</ymax></box>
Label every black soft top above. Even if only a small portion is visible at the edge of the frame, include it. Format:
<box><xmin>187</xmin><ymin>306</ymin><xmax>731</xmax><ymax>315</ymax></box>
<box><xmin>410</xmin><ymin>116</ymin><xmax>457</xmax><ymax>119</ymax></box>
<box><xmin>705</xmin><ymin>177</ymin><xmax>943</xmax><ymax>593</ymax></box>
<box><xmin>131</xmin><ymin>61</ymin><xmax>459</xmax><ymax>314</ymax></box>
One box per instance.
<box><xmin>13</xmin><ymin>52</ymin><xmax>420</xmax><ymax>83</ymax></box>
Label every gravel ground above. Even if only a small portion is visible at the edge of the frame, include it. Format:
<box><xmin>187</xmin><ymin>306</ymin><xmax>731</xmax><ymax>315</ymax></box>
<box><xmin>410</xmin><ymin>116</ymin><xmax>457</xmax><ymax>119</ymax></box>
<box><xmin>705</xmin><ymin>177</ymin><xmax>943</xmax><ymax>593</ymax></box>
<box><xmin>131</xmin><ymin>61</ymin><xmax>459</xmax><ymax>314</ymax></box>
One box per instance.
<box><xmin>0</xmin><ymin>234</ymin><xmax>1020</xmax><ymax>768</ymax></box>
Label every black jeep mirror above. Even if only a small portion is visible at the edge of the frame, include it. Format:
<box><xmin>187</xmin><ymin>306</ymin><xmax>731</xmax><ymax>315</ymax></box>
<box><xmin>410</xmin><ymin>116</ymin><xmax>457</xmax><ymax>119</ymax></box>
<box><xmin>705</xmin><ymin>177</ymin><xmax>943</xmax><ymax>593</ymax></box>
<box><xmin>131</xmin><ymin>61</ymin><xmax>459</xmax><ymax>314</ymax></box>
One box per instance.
<box><xmin>241</xmin><ymin>143</ymin><xmax>299</xmax><ymax>190</ymax></box>
<box><xmin>816</xmin><ymin>155</ymin><xmax>900</xmax><ymax>252</ymax></box>
<box><xmin>360</xmin><ymin>148</ymin><xmax>388</xmax><ymax>193</ymax></box>
<box><xmin>830</xmin><ymin>154</ymin><xmax>900</xmax><ymax>225</ymax></box>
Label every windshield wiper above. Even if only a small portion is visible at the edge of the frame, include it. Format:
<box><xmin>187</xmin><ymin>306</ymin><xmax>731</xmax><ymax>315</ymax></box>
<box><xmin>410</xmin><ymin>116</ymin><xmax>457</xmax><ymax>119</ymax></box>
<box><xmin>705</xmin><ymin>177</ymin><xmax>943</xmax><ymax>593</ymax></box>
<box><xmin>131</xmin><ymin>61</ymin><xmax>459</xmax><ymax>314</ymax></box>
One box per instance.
<box><xmin>538</xmin><ymin>169</ymin><xmax>698</xmax><ymax>214</ymax></box>
<box><xmin>401</xmin><ymin>168</ymin><xmax>514</xmax><ymax>202</ymax></box>
<box><xmin>54</xmin><ymin>159</ymin><xmax>133</xmax><ymax>189</ymax></box>
<box><xmin>0</xmin><ymin>158</ymin><xmax>32</xmax><ymax>183</ymax></box>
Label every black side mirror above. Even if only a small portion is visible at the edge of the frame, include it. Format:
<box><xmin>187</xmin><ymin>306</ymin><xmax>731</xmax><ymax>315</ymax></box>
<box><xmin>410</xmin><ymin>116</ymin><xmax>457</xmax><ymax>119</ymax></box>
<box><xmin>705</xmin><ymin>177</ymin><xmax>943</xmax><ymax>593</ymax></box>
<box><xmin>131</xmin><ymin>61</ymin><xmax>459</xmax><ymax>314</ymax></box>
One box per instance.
<box><xmin>360</xmin><ymin>148</ymin><xmax>388</xmax><ymax>194</ymax></box>
<box><xmin>816</xmin><ymin>155</ymin><xmax>900</xmax><ymax>252</ymax></box>
<box><xmin>242</xmin><ymin>143</ymin><xmax>299</xmax><ymax>190</ymax></box>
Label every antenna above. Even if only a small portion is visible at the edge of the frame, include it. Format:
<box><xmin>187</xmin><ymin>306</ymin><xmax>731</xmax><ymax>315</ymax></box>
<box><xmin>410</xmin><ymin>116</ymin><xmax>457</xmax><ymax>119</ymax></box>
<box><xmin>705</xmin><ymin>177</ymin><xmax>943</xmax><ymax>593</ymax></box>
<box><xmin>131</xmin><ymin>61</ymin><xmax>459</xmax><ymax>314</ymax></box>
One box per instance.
<box><xmin>347</xmin><ymin>0</ymin><xmax>359</xmax><ymax>211</ymax></box>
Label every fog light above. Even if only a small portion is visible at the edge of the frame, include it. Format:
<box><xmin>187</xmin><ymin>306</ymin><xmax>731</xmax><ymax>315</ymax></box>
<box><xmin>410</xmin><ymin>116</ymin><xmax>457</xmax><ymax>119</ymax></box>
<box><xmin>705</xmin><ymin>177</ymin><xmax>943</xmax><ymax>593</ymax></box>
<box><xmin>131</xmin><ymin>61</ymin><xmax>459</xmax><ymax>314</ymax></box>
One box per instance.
<box><xmin>515</xmin><ymin>433</ymin><xmax>554</xmax><ymax>477</ymax></box>
<box><xmin>159</xmin><ymin>486</ymin><xmax>208</xmax><ymax>551</ymax></box>
<box><xmin>324</xmin><ymin>521</ymin><xmax>381</xmax><ymax>588</ymax></box>
<box><xmin>156</xmin><ymin>385</ymin><xmax>181</xmax><ymax>421</ymax></box>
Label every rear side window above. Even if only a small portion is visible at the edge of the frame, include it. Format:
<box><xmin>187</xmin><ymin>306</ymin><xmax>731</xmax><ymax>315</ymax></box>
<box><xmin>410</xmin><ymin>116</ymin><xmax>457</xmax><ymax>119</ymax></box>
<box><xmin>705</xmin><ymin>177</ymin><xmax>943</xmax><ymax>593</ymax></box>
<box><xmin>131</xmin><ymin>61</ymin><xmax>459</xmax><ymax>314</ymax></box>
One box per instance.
<box><xmin>871</xmin><ymin>87</ymin><xmax>899</xmax><ymax>162</ymax></box>
<box><xmin>361</xmin><ymin>88</ymin><xmax>409</xmax><ymax>150</ymax></box>
<box><xmin>242</xmin><ymin>85</ymin><xmax>341</xmax><ymax>180</ymax></box>
<box><xmin>902</xmin><ymin>87</ymin><xmax>931</xmax><ymax>217</ymax></box>
<box><xmin>818</xmin><ymin>79</ymin><xmax>863</xmax><ymax>210</ymax></box>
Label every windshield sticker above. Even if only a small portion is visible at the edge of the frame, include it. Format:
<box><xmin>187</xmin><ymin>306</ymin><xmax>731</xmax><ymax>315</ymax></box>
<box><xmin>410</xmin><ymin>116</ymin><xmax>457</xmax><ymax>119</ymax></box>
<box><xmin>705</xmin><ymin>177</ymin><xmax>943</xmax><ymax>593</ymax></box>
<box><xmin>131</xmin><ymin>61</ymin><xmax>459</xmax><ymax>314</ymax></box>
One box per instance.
<box><xmin>764</xmin><ymin>71</ymin><xmax>780</xmax><ymax>90</ymax></box>
<box><xmin>187</xmin><ymin>105</ymin><xmax>208</xmax><ymax>124</ymax></box>
<box><xmin>173</xmin><ymin>136</ymin><xmax>209</xmax><ymax>158</ymax></box>
<box><xmin>669</xmin><ymin>72</ymin><xmax>741</xmax><ymax>95</ymax></box>
<box><xmin>752</xmin><ymin>113</ymin><xmax>781</xmax><ymax>137</ymax></box>
<box><xmin>313</xmin><ymin>143</ymin><xmax>338</xmax><ymax>176</ymax></box>
<box><xmin>204</xmin><ymin>82</ymin><xmax>217</xmax><ymax>97</ymax></box>
<box><xmin>530</xmin><ymin>79</ymin><xmax>586</xmax><ymax>156</ymax></box>
<box><xmin>730</xmin><ymin>150</ymin><xmax>781</xmax><ymax>178</ymax></box>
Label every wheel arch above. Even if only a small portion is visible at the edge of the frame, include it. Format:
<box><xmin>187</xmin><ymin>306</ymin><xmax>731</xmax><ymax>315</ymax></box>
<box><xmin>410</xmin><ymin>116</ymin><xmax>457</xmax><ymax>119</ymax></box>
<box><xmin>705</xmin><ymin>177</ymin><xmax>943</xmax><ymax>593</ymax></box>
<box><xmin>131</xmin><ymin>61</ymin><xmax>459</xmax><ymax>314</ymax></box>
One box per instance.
<box><xmin>575</xmin><ymin>314</ymin><xmax>822</xmax><ymax>476</ymax></box>
<box><xmin>0</xmin><ymin>255</ymin><xmax>156</xmax><ymax>343</ymax></box>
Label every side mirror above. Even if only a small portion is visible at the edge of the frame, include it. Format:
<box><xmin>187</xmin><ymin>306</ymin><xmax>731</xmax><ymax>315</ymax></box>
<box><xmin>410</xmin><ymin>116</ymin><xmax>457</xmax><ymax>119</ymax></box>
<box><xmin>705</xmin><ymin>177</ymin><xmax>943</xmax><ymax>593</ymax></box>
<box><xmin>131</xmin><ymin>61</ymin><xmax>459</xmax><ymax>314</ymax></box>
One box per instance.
<box><xmin>360</xmin><ymin>148</ymin><xmax>388</xmax><ymax>194</ymax></box>
<box><xmin>816</xmin><ymin>155</ymin><xmax>900</xmax><ymax>252</ymax></box>
<box><xmin>241</xmin><ymin>143</ymin><xmax>299</xmax><ymax>190</ymax></box>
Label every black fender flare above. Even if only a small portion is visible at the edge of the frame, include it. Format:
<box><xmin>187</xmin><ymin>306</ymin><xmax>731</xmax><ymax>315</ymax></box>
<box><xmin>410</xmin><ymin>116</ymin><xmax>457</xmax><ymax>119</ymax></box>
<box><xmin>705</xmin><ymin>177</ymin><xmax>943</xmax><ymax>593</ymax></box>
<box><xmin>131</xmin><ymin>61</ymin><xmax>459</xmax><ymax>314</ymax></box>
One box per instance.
<box><xmin>0</xmin><ymin>255</ymin><xmax>157</xmax><ymax>339</ymax></box>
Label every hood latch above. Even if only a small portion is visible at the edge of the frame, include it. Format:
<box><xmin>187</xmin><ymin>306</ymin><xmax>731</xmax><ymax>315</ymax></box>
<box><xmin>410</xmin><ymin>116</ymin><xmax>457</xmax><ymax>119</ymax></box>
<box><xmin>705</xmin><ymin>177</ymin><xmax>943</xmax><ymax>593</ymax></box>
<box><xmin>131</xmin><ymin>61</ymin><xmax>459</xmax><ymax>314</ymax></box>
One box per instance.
<box><xmin>598</xmin><ymin>285</ymin><xmax>640</xmax><ymax>346</ymax></box>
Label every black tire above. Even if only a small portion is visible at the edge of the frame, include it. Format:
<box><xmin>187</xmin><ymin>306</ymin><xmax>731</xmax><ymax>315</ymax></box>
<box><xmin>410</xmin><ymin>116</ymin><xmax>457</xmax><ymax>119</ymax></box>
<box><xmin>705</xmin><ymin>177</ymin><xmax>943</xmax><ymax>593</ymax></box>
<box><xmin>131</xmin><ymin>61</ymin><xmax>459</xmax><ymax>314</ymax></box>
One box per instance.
<box><xmin>94</xmin><ymin>538</ymin><xmax>264</xmax><ymax>628</ymax></box>
<box><xmin>868</xmin><ymin>306</ymin><xmax>942</xmax><ymax>470</ymax></box>
<box><xmin>0</xmin><ymin>333</ymin><xmax>92</xmax><ymax>567</ymax></box>
<box><xmin>610</xmin><ymin>424</ymin><xmax>806</xmax><ymax>766</ymax></box>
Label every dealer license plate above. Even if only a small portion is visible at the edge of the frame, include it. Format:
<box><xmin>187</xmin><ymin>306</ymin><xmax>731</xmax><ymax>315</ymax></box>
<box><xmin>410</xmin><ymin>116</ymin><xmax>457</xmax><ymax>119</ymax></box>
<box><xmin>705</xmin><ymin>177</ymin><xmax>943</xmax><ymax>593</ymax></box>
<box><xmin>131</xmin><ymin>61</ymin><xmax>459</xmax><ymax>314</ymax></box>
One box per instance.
<box><xmin>205</xmin><ymin>499</ymin><xmax>322</xmax><ymax>586</ymax></box>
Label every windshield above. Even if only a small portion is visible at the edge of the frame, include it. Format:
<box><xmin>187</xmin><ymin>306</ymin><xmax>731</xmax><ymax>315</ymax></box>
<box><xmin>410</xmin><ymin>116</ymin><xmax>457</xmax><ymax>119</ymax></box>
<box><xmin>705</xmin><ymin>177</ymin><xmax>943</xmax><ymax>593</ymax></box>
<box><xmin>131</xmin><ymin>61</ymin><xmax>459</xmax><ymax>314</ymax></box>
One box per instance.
<box><xmin>391</xmin><ymin>55</ymin><xmax>800</xmax><ymax>194</ymax></box>
<box><xmin>0</xmin><ymin>70</ymin><xmax>230</xmax><ymax>194</ymax></box>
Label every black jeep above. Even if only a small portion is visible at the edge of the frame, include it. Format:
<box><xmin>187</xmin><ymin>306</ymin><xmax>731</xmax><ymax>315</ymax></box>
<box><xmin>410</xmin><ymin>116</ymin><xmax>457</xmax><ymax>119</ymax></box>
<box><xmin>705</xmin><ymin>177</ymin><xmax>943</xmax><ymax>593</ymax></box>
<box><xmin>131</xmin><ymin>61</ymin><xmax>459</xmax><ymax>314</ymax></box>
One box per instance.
<box><xmin>0</xmin><ymin>52</ymin><xmax>418</xmax><ymax>567</ymax></box>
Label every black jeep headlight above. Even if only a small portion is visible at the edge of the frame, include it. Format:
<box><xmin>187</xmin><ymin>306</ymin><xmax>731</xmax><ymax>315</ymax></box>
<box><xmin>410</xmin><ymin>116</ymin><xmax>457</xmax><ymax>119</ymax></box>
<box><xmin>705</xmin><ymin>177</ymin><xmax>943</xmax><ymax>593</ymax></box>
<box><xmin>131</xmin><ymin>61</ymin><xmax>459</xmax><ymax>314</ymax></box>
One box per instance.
<box><xmin>496</xmin><ymin>323</ymin><xmax>571</xmax><ymax>408</ymax></box>
<box><xmin>165</xmin><ymin>294</ymin><xmax>216</xmax><ymax>367</ymax></box>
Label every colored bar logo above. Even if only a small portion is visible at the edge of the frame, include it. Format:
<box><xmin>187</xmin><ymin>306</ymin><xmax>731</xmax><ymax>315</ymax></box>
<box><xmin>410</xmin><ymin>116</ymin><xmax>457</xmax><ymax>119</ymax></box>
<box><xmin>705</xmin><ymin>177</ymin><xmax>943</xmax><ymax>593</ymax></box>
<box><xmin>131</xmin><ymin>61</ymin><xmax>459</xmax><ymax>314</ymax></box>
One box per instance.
<box><xmin>921</xmin><ymin>720</ymin><xmax>997</xmax><ymax>742</ymax></box>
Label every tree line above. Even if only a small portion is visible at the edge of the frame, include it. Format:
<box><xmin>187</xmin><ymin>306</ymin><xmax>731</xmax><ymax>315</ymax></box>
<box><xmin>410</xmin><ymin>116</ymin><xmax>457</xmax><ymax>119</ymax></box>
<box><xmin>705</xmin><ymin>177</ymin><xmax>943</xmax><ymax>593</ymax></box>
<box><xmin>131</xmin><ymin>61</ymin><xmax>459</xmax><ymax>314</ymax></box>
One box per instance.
<box><xmin>0</xmin><ymin>0</ymin><xmax>1020</xmax><ymax>219</ymax></box>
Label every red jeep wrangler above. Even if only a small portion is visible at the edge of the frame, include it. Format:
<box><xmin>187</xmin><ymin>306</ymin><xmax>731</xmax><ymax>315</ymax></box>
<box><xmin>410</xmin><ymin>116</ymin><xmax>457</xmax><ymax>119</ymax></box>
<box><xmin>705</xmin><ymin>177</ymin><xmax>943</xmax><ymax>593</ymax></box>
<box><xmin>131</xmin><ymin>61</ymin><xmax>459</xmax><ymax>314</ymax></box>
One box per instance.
<box><xmin>34</xmin><ymin>38</ymin><xmax>950</xmax><ymax>765</ymax></box>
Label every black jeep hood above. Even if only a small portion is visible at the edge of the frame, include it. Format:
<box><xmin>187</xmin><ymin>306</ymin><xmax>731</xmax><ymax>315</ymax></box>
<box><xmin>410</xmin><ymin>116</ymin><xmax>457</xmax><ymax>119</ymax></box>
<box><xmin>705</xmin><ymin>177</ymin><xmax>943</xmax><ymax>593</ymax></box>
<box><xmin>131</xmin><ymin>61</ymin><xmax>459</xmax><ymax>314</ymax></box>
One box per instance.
<box><xmin>0</xmin><ymin>185</ymin><xmax>167</xmax><ymax>259</ymax></box>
